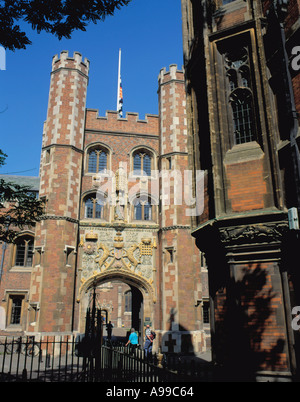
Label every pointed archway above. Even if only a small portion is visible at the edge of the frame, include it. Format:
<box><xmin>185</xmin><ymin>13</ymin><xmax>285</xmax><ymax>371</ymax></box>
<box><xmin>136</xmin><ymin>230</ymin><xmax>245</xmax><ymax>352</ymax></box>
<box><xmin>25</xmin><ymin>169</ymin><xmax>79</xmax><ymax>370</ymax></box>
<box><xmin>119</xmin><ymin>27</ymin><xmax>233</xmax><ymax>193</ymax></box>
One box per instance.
<box><xmin>76</xmin><ymin>269</ymin><xmax>155</xmax><ymax>336</ymax></box>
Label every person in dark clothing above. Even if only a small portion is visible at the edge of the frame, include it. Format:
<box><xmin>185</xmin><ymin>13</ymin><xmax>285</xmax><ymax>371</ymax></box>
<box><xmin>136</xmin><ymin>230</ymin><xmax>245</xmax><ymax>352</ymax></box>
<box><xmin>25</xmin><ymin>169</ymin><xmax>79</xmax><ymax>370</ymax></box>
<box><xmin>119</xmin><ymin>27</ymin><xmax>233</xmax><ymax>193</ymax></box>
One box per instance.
<box><xmin>106</xmin><ymin>321</ymin><xmax>113</xmax><ymax>340</ymax></box>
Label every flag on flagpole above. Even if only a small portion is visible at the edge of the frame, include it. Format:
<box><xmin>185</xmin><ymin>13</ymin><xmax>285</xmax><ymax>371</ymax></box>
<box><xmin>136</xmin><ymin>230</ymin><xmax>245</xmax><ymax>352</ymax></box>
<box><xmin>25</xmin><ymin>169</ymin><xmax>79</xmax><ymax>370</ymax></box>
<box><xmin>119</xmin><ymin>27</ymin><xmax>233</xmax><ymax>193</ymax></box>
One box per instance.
<box><xmin>118</xmin><ymin>79</ymin><xmax>123</xmax><ymax>117</ymax></box>
<box><xmin>117</xmin><ymin>49</ymin><xmax>123</xmax><ymax>118</ymax></box>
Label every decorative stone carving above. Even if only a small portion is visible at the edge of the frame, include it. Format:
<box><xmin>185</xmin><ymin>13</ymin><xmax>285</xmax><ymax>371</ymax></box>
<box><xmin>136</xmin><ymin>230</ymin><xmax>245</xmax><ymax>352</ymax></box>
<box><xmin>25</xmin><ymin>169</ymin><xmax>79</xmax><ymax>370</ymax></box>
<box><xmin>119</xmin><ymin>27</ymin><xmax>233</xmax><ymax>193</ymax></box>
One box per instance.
<box><xmin>85</xmin><ymin>230</ymin><xmax>98</xmax><ymax>241</ymax></box>
<box><xmin>219</xmin><ymin>222</ymin><xmax>289</xmax><ymax>246</ymax></box>
<box><xmin>125</xmin><ymin>244</ymin><xmax>141</xmax><ymax>269</ymax></box>
<box><xmin>140</xmin><ymin>238</ymin><xmax>154</xmax><ymax>256</ymax></box>
<box><xmin>95</xmin><ymin>243</ymin><xmax>111</xmax><ymax>268</ymax></box>
<box><xmin>83</xmin><ymin>242</ymin><xmax>97</xmax><ymax>255</ymax></box>
<box><xmin>79</xmin><ymin>228</ymin><xmax>157</xmax><ymax>293</ymax></box>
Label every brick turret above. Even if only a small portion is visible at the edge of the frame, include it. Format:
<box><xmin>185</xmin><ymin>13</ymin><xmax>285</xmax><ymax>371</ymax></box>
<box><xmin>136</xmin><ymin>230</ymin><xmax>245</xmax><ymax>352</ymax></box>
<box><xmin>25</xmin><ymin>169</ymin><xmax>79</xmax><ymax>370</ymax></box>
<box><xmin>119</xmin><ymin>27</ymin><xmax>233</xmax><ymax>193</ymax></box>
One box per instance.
<box><xmin>30</xmin><ymin>51</ymin><xmax>89</xmax><ymax>333</ymax></box>
<box><xmin>158</xmin><ymin>65</ymin><xmax>203</xmax><ymax>351</ymax></box>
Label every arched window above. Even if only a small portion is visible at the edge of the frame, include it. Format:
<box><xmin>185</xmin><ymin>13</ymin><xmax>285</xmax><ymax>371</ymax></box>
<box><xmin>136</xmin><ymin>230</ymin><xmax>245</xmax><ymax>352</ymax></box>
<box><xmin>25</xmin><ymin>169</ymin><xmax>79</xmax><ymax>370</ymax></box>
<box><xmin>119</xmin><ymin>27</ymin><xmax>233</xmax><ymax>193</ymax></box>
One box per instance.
<box><xmin>133</xmin><ymin>195</ymin><xmax>152</xmax><ymax>221</ymax></box>
<box><xmin>87</xmin><ymin>148</ymin><xmax>108</xmax><ymax>173</ymax></box>
<box><xmin>225</xmin><ymin>45</ymin><xmax>256</xmax><ymax>145</ymax></box>
<box><xmin>84</xmin><ymin>194</ymin><xmax>103</xmax><ymax>219</ymax></box>
<box><xmin>133</xmin><ymin>150</ymin><xmax>152</xmax><ymax>176</ymax></box>
<box><xmin>14</xmin><ymin>235</ymin><xmax>34</xmax><ymax>267</ymax></box>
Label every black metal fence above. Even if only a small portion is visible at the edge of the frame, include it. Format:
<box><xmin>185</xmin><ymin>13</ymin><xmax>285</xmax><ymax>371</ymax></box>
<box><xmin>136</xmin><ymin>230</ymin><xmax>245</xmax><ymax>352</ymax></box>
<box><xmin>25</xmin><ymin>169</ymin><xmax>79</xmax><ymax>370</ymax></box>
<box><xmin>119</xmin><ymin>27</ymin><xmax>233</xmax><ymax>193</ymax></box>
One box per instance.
<box><xmin>100</xmin><ymin>343</ymin><xmax>213</xmax><ymax>382</ymax></box>
<box><xmin>0</xmin><ymin>336</ymin><xmax>213</xmax><ymax>382</ymax></box>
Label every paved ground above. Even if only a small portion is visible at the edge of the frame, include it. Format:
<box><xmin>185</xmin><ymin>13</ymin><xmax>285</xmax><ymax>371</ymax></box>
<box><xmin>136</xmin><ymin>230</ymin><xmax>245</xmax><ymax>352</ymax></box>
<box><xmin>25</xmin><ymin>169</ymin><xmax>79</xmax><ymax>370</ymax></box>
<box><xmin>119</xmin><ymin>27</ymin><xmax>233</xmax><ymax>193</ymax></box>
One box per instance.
<box><xmin>193</xmin><ymin>350</ymin><xmax>212</xmax><ymax>362</ymax></box>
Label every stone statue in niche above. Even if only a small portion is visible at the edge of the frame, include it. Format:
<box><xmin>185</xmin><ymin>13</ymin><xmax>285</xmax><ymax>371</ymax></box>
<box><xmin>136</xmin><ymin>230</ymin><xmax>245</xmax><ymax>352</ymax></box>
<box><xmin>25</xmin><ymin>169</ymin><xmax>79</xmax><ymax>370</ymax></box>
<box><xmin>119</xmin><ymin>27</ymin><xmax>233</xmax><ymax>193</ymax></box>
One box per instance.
<box><xmin>114</xmin><ymin>200</ymin><xmax>125</xmax><ymax>220</ymax></box>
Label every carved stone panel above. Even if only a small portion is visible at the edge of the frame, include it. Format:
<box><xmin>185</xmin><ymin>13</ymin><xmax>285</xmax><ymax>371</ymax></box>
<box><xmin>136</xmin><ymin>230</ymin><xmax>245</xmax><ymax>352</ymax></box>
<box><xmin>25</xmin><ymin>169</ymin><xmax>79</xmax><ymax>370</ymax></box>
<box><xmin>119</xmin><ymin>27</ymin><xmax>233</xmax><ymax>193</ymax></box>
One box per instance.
<box><xmin>78</xmin><ymin>227</ymin><xmax>157</xmax><ymax>293</ymax></box>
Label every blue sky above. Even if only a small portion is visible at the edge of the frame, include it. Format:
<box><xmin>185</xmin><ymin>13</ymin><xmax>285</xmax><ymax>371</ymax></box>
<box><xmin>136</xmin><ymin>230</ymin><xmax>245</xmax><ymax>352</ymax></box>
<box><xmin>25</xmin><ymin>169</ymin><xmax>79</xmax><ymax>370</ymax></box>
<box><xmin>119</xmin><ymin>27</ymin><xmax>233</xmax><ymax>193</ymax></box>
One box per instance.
<box><xmin>0</xmin><ymin>0</ymin><xmax>183</xmax><ymax>176</ymax></box>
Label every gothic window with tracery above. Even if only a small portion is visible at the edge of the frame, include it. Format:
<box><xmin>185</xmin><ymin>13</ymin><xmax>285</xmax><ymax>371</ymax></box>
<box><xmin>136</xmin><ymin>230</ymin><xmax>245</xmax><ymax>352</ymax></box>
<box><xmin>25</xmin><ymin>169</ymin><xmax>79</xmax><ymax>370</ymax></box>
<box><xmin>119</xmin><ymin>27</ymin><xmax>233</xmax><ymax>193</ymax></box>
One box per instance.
<box><xmin>133</xmin><ymin>150</ymin><xmax>152</xmax><ymax>176</ymax></box>
<box><xmin>224</xmin><ymin>46</ymin><xmax>256</xmax><ymax>144</ymax></box>
<box><xmin>14</xmin><ymin>235</ymin><xmax>34</xmax><ymax>267</ymax></box>
<box><xmin>133</xmin><ymin>195</ymin><xmax>152</xmax><ymax>221</ymax></box>
<box><xmin>84</xmin><ymin>195</ymin><xmax>103</xmax><ymax>219</ymax></box>
<box><xmin>87</xmin><ymin>148</ymin><xmax>108</xmax><ymax>173</ymax></box>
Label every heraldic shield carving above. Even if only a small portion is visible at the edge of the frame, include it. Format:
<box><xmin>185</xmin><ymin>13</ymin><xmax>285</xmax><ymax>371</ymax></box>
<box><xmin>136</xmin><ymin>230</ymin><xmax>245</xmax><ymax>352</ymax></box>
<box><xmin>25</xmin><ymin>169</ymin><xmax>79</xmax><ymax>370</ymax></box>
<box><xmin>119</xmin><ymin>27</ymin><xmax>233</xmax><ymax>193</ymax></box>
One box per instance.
<box><xmin>77</xmin><ymin>229</ymin><xmax>157</xmax><ymax>302</ymax></box>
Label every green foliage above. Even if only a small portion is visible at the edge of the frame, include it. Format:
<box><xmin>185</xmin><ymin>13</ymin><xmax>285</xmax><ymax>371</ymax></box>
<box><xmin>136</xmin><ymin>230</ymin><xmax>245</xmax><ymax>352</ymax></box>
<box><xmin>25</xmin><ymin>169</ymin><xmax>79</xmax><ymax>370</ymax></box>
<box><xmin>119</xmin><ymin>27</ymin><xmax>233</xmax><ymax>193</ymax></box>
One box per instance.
<box><xmin>0</xmin><ymin>149</ymin><xmax>7</xmax><ymax>167</ymax></box>
<box><xmin>0</xmin><ymin>0</ymin><xmax>131</xmax><ymax>51</ymax></box>
<box><xmin>0</xmin><ymin>178</ymin><xmax>45</xmax><ymax>242</ymax></box>
<box><xmin>0</xmin><ymin>150</ymin><xmax>44</xmax><ymax>242</ymax></box>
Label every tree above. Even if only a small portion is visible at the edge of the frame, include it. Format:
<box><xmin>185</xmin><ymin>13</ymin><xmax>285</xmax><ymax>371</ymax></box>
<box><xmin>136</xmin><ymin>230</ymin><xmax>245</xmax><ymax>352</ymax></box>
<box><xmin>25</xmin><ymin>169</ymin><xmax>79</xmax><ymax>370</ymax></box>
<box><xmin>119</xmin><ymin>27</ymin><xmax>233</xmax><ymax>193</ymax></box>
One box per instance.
<box><xmin>0</xmin><ymin>149</ymin><xmax>7</xmax><ymax>167</ymax></box>
<box><xmin>0</xmin><ymin>0</ymin><xmax>131</xmax><ymax>51</ymax></box>
<box><xmin>0</xmin><ymin>149</ymin><xmax>44</xmax><ymax>242</ymax></box>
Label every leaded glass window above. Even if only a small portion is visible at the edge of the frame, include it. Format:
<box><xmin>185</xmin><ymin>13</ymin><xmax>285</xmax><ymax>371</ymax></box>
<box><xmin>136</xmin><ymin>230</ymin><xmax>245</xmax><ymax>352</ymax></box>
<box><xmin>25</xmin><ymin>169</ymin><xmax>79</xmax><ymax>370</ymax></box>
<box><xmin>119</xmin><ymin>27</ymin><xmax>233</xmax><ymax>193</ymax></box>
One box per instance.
<box><xmin>10</xmin><ymin>297</ymin><xmax>22</xmax><ymax>324</ymax></box>
<box><xmin>133</xmin><ymin>150</ymin><xmax>152</xmax><ymax>176</ymax></box>
<box><xmin>88</xmin><ymin>149</ymin><xmax>107</xmax><ymax>173</ymax></box>
<box><xmin>230</xmin><ymin>89</ymin><xmax>255</xmax><ymax>144</ymax></box>
<box><xmin>133</xmin><ymin>196</ymin><xmax>152</xmax><ymax>221</ymax></box>
<box><xmin>225</xmin><ymin>46</ymin><xmax>256</xmax><ymax>144</ymax></box>
<box><xmin>133</xmin><ymin>153</ymin><xmax>142</xmax><ymax>175</ymax></box>
<box><xmin>85</xmin><ymin>195</ymin><xmax>103</xmax><ymax>219</ymax></box>
<box><xmin>15</xmin><ymin>236</ymin><xmax>34</xmax><ymax>267</ymax></box>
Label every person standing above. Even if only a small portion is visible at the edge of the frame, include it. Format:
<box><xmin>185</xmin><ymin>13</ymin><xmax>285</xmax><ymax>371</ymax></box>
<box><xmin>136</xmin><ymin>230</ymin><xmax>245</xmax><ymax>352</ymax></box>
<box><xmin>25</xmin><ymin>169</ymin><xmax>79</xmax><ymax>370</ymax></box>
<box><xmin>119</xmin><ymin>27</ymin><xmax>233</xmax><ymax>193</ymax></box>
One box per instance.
<box><xmin>144</xmin><ymin>324</ymin><xmax>153</xmax><ymax>360</ymax></box>
<box><xmin>125</xmin><ymin>328</ymin><xmax>139</xmax><ymax>355</ymax></box>
<box><xmin>106</xmin><ymin>321</ymin><xmax>113</xmax><ymax>340</ymax></box>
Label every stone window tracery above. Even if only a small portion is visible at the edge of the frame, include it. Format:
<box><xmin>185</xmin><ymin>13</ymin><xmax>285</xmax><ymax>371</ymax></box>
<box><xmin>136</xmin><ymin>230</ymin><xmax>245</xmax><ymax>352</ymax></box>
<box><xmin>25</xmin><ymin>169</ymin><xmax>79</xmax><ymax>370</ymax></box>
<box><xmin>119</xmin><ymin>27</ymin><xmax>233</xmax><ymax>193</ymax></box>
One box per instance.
<box><xmin>14</xmin><ymin>235</ymin><xmax>34</xmax><ymax>267</ymax></box>
<box><xmin>84</xmin><ymin>194</ymin><xmax>103</xmax><ymax>219</ymax></box>
<box><xmin>133</xmin><ymin>194</ymin><xmax>153</xmax><ymax>221</ymax></box>
<box><xmin>132</xmin><ymin>150</ymin><xmax>152</xmax><ymax>176</ymax></box>
<box><xmin>87</xmin><ymin>147</ymin><xmax>108</xmax><ymax>173</ymax></box>
<box><xmin>224</xmin><ymin>45</ymin><xmax>256</xmax><ymax>145</ymax></box>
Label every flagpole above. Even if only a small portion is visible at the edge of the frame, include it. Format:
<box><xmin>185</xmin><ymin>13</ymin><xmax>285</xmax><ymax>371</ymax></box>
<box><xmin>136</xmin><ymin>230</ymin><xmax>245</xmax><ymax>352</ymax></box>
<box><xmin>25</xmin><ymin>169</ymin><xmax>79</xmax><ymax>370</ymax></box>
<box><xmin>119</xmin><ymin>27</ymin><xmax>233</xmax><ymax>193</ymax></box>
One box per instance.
<box><xmin>117</xmin><ymin>48</ymin><xmax>121</xmax><ymax>113</ymax></box>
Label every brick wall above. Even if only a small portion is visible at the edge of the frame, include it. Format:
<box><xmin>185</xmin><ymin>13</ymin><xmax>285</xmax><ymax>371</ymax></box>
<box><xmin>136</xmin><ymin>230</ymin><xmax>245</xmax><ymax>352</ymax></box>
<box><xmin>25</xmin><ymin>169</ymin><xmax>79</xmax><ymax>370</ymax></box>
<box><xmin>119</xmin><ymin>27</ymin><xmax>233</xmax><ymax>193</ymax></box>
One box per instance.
<box><xmin>214</xmin><ymin>261</ymin><xmax>289</xmax><ymax>372</ymax></box>
<box><xmin>225</xmin><ymin>158</ymin><xmax>267</xmax><ymax>212</ymax></box>
<box><xmin>216</xmin><ymin>3</ymin><xmax>248</xmax><ymax>30</ymax></box>
<box><xmin>158</xmin><ymin>65</ymin><xmax>202</xmax><ymax>338</ymax></box>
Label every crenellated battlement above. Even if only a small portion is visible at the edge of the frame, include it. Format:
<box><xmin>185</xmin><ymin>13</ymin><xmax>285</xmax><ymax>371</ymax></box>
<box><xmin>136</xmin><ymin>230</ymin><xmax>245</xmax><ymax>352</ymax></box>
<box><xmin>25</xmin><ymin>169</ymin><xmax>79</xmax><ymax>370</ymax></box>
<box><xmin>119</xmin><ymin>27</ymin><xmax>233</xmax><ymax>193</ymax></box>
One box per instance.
<box><xmin>158</xmin><ymin>64</ymin><xmax>185</xmax><ymax>85</ymax></box>
<box><xmin>43</xmin><ymin>50</ymin><xmax>89</xmax><ymax>150</ymax></box>
<box><xmin>158</xmin><ymin>63</ymin><xmax>188</xmax><ymax>156</ymax></box>
<box><xmin>52</xmin><ymin>50</ymin><xmax>90</xmax><ymax>76</ymax></box>
<box><xmin>85</xmin><ymin>109</ymin><xmax>159</xmax><ymax>136</ymax></box>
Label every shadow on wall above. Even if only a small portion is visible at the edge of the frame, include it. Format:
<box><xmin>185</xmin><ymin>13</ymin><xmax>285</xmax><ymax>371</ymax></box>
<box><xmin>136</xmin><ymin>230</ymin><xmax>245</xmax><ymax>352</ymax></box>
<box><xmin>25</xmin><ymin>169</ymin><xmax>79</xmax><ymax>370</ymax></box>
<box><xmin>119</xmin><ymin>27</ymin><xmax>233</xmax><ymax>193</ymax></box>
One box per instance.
<box><xmin>212</xmin><ymin>263</ymin><xmax>287</xmax><ymax>381</ymax></box>
<box><xmin>164</xmin><ymin>308</ymin><xmax>194</xmax><ymax>355</ymax></box>
<box><xmin>160</xmin><ymin>308</ymin><xmax>206</xmax><ymax>358</ymax></box>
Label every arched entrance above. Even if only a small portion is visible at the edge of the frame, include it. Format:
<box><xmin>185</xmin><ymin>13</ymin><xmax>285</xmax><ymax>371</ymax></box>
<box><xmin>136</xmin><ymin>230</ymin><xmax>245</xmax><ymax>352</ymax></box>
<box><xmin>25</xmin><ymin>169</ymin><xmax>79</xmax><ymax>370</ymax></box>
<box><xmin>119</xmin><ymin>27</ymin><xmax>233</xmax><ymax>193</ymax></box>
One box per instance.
<box><xmin>130</xmin><ymin>285</ymin><xmax>143</xmax><ymax>336</ymax></box>
<box><xmin>77</xmin><ymin>270</ymin><xmax>155</xmax><ymax>338</ymax></box>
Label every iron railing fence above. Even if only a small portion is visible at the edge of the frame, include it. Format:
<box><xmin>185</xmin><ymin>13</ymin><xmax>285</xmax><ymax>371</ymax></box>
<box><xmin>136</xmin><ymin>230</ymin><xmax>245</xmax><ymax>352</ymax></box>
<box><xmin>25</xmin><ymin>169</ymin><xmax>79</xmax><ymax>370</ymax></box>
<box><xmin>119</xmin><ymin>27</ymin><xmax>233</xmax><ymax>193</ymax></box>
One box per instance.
<box><xmin>101</xmin><ymin>343</ymin><xmax>213</xmax><ymax>382</ymax></box>
<box><xmin>0</xmin><ymin>336</ymin><xmax>89</xmax><ymax>382</ymax></box>
<box><xmin>0</xmin><ymin>336</ymin><xmax>213</xmax><ymax>382</ymax></box>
